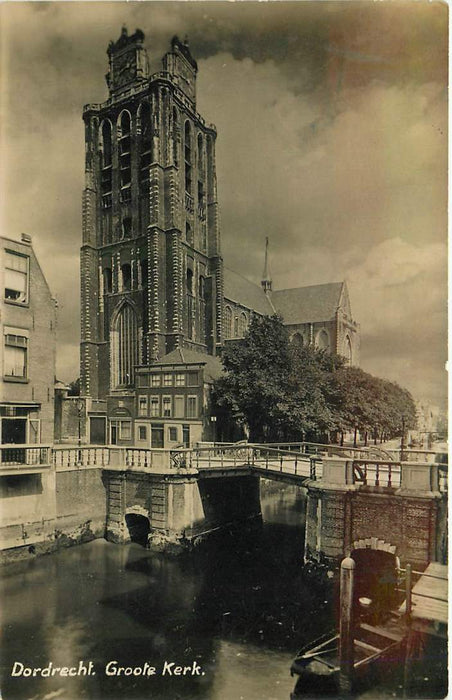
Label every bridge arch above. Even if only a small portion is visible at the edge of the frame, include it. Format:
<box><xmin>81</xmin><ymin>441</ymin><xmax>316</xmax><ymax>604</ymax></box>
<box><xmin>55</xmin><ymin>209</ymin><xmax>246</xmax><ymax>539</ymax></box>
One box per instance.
<box><xmin>125</xmin><ymin>506</ymin><xmax>150</xmax><ymax>546</ymax></box>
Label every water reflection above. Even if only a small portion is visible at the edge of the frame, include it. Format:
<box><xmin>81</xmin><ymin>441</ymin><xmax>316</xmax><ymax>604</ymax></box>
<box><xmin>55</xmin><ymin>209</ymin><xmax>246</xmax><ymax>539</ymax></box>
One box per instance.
<box><xmin>1</xmin><ymin>482</ymin><xmax>331</xmax><ymax>700</ymax></box>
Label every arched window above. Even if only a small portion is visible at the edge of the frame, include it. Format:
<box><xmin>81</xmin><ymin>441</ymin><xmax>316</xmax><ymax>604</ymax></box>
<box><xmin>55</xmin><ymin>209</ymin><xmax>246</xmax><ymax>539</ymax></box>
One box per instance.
<box><xmin>101</xmin><ymin>120</ymin><xmax>112</xmax><ymax>168</ymax></box>
<box><xmin>172</xmin><ymin>108</ymin><xmax>179</xmax><ymax>167</ymax></box>
<box><xmin>121</xmin><ymin>263</ymin><xmax>131</xmax><ymax>291</ymax></box>
<box><xmin>118</xmin><ymin>111</ymin><xmax>131</xmax><ymax>189</ymax></box>
<box><xmin>199</xmin><ymin>275</ymin><xmax>205</xmax><ymax>300</ymax></box>
<box><xmin>100</xmin><ymin>121</ymin><xmax>112</xmax><ymax>207</ymax></box>
<box><xmin>139</xmin><ymin>102</ymin><xmax>152</xmax><ymax>188</ymax></box>
<box><xmin>316</xmin><ymin>329</ymin><xmax>329</xmax><ymax>350</ymax></box>
<box><xmin>186</xmin><ymin>221</ymin><xmax>193</xmax><ymax>246</ymax></box>
<box><xmin>197</xmin><ymin>133</ymin><xmax>204</xmax><ymax>172</ymax></box>
<box><xmin>103</xmin><ymin>268</ymin><xmax>112</xmax><ymax>294</ymax></box>
<box><xmin>224</xmin><ymin>306</ymin><xmax>233</xmax><ymax>339</ymax></box>
<box><xmin>184</xmin><ymin>121</ymin><xmax>192</xmax><ymax>194</ymax></box>
<box><xmin>111</xmin><ymin>304</ymin><xmax>138</xmax><ymax>387</ymax></box>
<box><xmin>186</xmin><ymin>268</ymin><xmax>193</xmax><ymax>295</ymax></box>
<box><xmin>239</xmin><ymin>312</ymin><xmax>247</xmax><ymax>337</ymax></box>
<box><xmin>343</xmin><ymin>335</ymin><xmax>352</xmax><ymax>365</ymax></box>
<box><xmin>121</xmin><ymin>217</ymin><xmax>132</xmax><ymax>239</ymax></box>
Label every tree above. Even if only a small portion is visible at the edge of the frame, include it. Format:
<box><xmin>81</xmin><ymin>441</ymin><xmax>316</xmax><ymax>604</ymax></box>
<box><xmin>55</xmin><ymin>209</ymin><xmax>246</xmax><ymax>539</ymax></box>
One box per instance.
<box><xmin>67</xmin><ymin>378</ymin><xmax>80</xmax><ymax>396</ymax></box>
<box><xmin>213</xmin><ymin>315</ymin><xmax>293</xmax><ymax>441</ymax></box>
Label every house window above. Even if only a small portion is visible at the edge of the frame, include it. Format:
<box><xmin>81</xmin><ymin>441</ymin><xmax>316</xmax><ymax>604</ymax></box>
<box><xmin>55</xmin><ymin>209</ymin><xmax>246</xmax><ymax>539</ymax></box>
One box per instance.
<box><xmin>122</xmin><ymin>217</ymin><xmax>132</xmax><ymax>239</ymax></box>
<box><xmin>137</xmin><ymin>374</ymin><xmax>148</xmax><ymax>388</ymax></box>
<box><xmin>162</xmin><ymin>396</ymin><xmax>172</xmax><ymax>417</ymax></box>
<box><xmin>175</xmin><ymin>374</ymin><xmax>185</xmax><ymax>387</ymax></box>
<box><xmin>140</xmin><ymin>259</ymin><xmax>148</xmax><ymax>288</ymax></box>
<box><xmin>150</xmin><ymin>374</ymin><xmax>160</xmax><ymax>387</ymax></box>
<box><xmin>163</xmin><ymin>373</ymin><xmax>173</xmax><ymax>387</ymax></box>
<box><xmin>168</xmin><ymin>426</ymin><xmax>178</xmax><ymax>442</ymax></box>
<box><xmin>187</xmin><ymin>371</ymin><xmax>198</xmax><ymax>387</ymax></box>
<box><xmin>138</xmin><ymin>425</ymin><xmax>147</xmax><ymax>441</ymax></box>
<box><xmin>186</xmin><ymin>222</ymin><xmax>193</xmax><ymax>246</ymax></box>
<box><xmin>4</xmin><ymin>334</ymin><xmax>27</xmax><ymax>378</ymax></box>
<box><xmin>182</xmin><ymin>424</ymin><xmax>190</xmax><ymax>447</ymax></box>
<box><xmin>187</xmin><ymin>396</ymin><xmax>197</xmax><ymax>418</ymax></box>
<box><xmin>174</xmin><ymin>395</ymin><xmax>184</xmax><ymax>418</ymax></box>
<box><xmin>121</xmin><ymin>264</ymin><xmax>131</xmax><ymax>290</ymax></box>
<box><xmin>119</xmin><ymin>420</ymin><xmax>132</xmax><ymax>440</ymax></box>
<box><xmin>138</xmin><ymin>396</ymin><xmax>148</xmax><ymax>417</ymax></box>
<box><xmin>5</xmin><ymin>252</ymin><xmax>29</xmax><ymax>304</ymax></box>
<box><xmin>199</xmin><ymin>276</ymin><xmax>205</xmax><ymax>301</ymax></box>
<box><xmin>150</xmin><ymin>396</ymin><xmax>159</xmax><ymax>417</ymax></box>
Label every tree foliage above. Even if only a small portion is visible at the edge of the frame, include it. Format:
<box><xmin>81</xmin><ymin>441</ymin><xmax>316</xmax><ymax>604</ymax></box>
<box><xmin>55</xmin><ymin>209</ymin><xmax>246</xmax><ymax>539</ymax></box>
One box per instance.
<box><xmin>213</xmin><ymin>315</ymin><xmax>417</xmax><ymax>444</ymax></box>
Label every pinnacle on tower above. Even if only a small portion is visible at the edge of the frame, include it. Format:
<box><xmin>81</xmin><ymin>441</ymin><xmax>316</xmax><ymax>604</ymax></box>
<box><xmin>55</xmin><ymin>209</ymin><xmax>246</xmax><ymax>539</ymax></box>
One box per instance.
<box><xmin>261</xmin><ymin>237</ymin><xmax>272</xmax><ymax>293</ymax></box>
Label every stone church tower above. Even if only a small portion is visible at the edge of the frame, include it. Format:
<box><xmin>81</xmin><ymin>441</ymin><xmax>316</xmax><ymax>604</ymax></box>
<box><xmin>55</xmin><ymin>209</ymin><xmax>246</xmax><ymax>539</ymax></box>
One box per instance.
<box><xmin>81</xmin><ymin>28</ymin><xmax>223</xmax><ymax>399</ymax></box>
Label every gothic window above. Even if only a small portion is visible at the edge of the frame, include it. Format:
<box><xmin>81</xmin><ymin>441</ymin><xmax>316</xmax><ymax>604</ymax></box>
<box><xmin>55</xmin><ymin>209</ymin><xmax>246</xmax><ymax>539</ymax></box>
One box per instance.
<box><xmin>111</xmin><ymin>303</ymin><xmax>138</xmax><ymax>387</ymax></box>
<box><xmin>139</xmin><ymin>102</ymin><xmax>152</xmax><ymax>187</ymax></box>
<box><xmin>184</xmin><ymin>121</ymin><xmax>192</xmax><ymax>195</ymax></box>
<box><xmin>100</xmin><ymin>120</ymin><xmax>113</xmax><ymax>207</ymax></box>
<box><xmin>121</xmin><ymin>263</ymin><xmax>131</xmax><ymax>291</ymax></box>
<box><xmin>172</xmin><ymin>108</ymin><xmax>179</xmax><ymax>167</ymax></box>
<box><xmin>186</xmin><ymin>222</ymin><xmax>193</xmax><ymax>246</ymax></box>
<box><xmin>103</xmin><ymin>267</ymin><xmax>112</xmax><ymax>294</ymax></box>
<box><xmin>186</xmin><ymin>268</ymin><xmax>193</xmax><ymax>295</ymax></box>
<box><xmin>239</xmin><ymin>312</ymin><xmax>247</xmax><ymax>337</ymax></box>
<box><xmin>199</xmin><ymin>275</ymin><xmax>205</xmax><ymax>300</ymax></box>
<box><xmin>224</xmin><ymin>306</ymin><xmax>233</xmax><ymax>339</ymax></box>
<box><xmin>344</xmin><ymin>335</ymin><xmax>352</xmax><ymax>365</ymax></box>
<box><xmin>121</xmin><ymin>217</ymin><xmax>132</xmax><ymax>239</ymax></box>
<box><xmin>197</xmin><ymin>133</ymin><xmax>204</xmax><ymax>172</ymax></box>
<box><xmin>316</xmin><ymin>329</ymin><xmax>329</xmax><ymax>350</ymax></box>
<box><xmin>118</xmin><ymin>111</ymin><xmax>131</xmax><ymax>189</ymax></box>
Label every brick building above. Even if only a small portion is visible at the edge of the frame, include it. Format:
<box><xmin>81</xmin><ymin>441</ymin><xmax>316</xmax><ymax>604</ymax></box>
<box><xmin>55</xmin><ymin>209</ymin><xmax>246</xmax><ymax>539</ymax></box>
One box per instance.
<box><xmin>1</xmin><ymin>233</ymin><xmax>57</xmax><ymax>445</ymax></box>
<box><xmin>78</xmin><ymin>28</ymin><xmax>359</xmax><ymax>447</ymax></box>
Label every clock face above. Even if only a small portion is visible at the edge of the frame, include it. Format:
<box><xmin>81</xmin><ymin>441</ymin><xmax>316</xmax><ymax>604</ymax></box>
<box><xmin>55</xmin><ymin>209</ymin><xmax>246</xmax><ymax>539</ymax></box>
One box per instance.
<box><xmin>115</xmin><ymin>52</ymin><xmax>136</xmax><ymax>87</ymax></box>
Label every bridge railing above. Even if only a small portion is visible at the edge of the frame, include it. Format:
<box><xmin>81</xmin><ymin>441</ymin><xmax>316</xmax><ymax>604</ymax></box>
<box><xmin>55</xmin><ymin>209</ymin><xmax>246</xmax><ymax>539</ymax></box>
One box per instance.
<box><xmin>352</xmin><ymin>459</ymin><xmax>401</xmax><ymax>488</ymax></box>
<box><xmin>0</xmin><ymin>444</ymin><xmax>52</xmax><ymax>469</ymax></box>
<box><xmin>53</xmin><ymin>446</ymin><xmax>110</xmax><ymax>469</ymax></box>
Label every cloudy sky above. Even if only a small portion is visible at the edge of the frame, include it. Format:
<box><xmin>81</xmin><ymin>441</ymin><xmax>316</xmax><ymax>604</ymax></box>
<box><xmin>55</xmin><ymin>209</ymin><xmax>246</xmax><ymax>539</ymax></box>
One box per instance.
<box><xmin>1</xmin><ymin>1</ymin><xmax>447</xmax><ymax>408</ymax></box>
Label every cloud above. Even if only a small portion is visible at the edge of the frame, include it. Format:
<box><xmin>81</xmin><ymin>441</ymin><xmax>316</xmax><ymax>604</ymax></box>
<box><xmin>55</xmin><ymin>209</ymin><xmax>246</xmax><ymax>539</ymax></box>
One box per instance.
<box><xmin>0</xmin><ymin>3</ymin><xmax>447</xmax><ymax>407</ymax></box>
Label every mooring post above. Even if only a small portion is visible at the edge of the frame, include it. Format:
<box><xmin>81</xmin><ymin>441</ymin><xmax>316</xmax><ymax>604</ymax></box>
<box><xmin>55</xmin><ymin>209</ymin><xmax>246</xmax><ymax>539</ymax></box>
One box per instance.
<box><xmin>339</xmin><ymin>556</ymin><xmax>355</xmax><ymax>696</ymax></box>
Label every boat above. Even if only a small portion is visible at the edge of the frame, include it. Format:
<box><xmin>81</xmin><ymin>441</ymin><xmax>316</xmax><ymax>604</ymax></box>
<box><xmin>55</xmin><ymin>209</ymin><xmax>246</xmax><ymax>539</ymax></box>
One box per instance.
<box><xmin>290</xmin><ymin>614</ymin><xmax>406</xmax><ymax>697</ymax></box>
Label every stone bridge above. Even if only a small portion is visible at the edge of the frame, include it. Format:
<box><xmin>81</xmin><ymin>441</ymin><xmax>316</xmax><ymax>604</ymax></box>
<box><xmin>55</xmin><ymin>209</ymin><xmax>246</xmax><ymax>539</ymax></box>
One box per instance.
<box><xmin>1</xmin><ymin>443</ymin><xmax>448</xmax><ymax>567</ymax></box>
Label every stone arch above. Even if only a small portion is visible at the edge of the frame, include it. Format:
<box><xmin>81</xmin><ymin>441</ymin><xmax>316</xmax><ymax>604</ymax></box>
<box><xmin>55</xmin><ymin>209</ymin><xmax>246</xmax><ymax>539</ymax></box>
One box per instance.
<box><xmin>125</xmin><ymin>506</ymin><xmax>150</xmax><ymax>547</ymax></box>
<box><xmin>117</xmin><ymin>108</ymin><xmax>132</xmax><ymax>137</ymax></box>
<box><xmin>136</xmin><ymin>100</ymin><xmax>151</xmax><ymax>135</ymax></box>
<box><xmin>349</xmin><ymin>539</ymin><xmax>400</xmax><ymax>616</ymax></box>
<box><xmin>315</xmin><ymin>328</ymin><xmax>330</xmax><ymax>350</ymax></box>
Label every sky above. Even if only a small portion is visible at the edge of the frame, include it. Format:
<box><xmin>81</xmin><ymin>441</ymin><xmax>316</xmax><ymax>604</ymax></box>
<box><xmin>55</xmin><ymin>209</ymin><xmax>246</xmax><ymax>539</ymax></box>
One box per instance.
<box><xmin>0</xmin><ymin>1</ymin><xmax>448</xmax><ymax>408</ymax></box>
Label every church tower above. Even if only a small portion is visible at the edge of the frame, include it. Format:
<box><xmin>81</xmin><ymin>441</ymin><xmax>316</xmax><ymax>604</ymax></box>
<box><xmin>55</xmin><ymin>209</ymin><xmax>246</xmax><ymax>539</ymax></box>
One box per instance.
<box><xmin>80</xmin><ymin>29</ymin><xmax>223</xmax><ymax>399</ymax></box>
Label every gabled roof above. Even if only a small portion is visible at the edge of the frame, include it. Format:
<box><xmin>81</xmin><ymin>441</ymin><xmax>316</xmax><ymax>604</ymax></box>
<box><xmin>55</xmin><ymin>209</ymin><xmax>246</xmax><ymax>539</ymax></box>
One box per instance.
<box><xmin>156</xmin><ymin>348</ymin><xmax>223</xmax><ymax>382</ymax></box>
<box><xmin>224</xmin><ymin>267</ymin><xmax>274</xmax><ymax>316</ymax></box>
<box><xmin>271</xmin><ymin>282</ymin><xmax>344</xmax><ymax>324</ymax></box>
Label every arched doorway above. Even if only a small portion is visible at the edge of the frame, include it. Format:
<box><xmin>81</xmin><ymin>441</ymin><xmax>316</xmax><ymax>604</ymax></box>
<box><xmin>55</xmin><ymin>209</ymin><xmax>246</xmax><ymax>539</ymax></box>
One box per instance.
<box><xmin>351</xmin><ymin>548</ymin><xmax>398</xmax><ymax>620</ymax></box>
<box><xmin>125</xmin><ymin>513</ymin><xmax>150</xmax><ymax>547</ymax></box>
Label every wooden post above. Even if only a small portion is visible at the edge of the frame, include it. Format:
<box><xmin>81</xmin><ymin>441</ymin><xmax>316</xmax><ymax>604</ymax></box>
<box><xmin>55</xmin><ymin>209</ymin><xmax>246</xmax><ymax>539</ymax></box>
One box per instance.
<box><xmin>403</xmin><ymin>563</ymin><xmax>413</xmax><ymax>698</ymax></box>
<box><xmin>339</xmin><ymin>556</ymin><xmax>355</xmax><ymax>695</ymax></box>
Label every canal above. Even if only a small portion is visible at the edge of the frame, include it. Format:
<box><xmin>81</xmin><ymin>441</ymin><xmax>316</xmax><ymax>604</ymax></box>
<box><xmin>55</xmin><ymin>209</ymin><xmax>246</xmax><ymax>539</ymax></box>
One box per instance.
<box><xmin>1</xmin><ymin>482</ymin><xmax>335</xmax><ymax>700</ymax></box>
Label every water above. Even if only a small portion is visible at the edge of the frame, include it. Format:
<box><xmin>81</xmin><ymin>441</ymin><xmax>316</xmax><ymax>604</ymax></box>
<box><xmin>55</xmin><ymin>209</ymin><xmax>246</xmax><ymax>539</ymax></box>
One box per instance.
<box><xmin>2</xmin><ymin>482</ymin><xmax>335</xmax><ymax>700</ymax></box>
